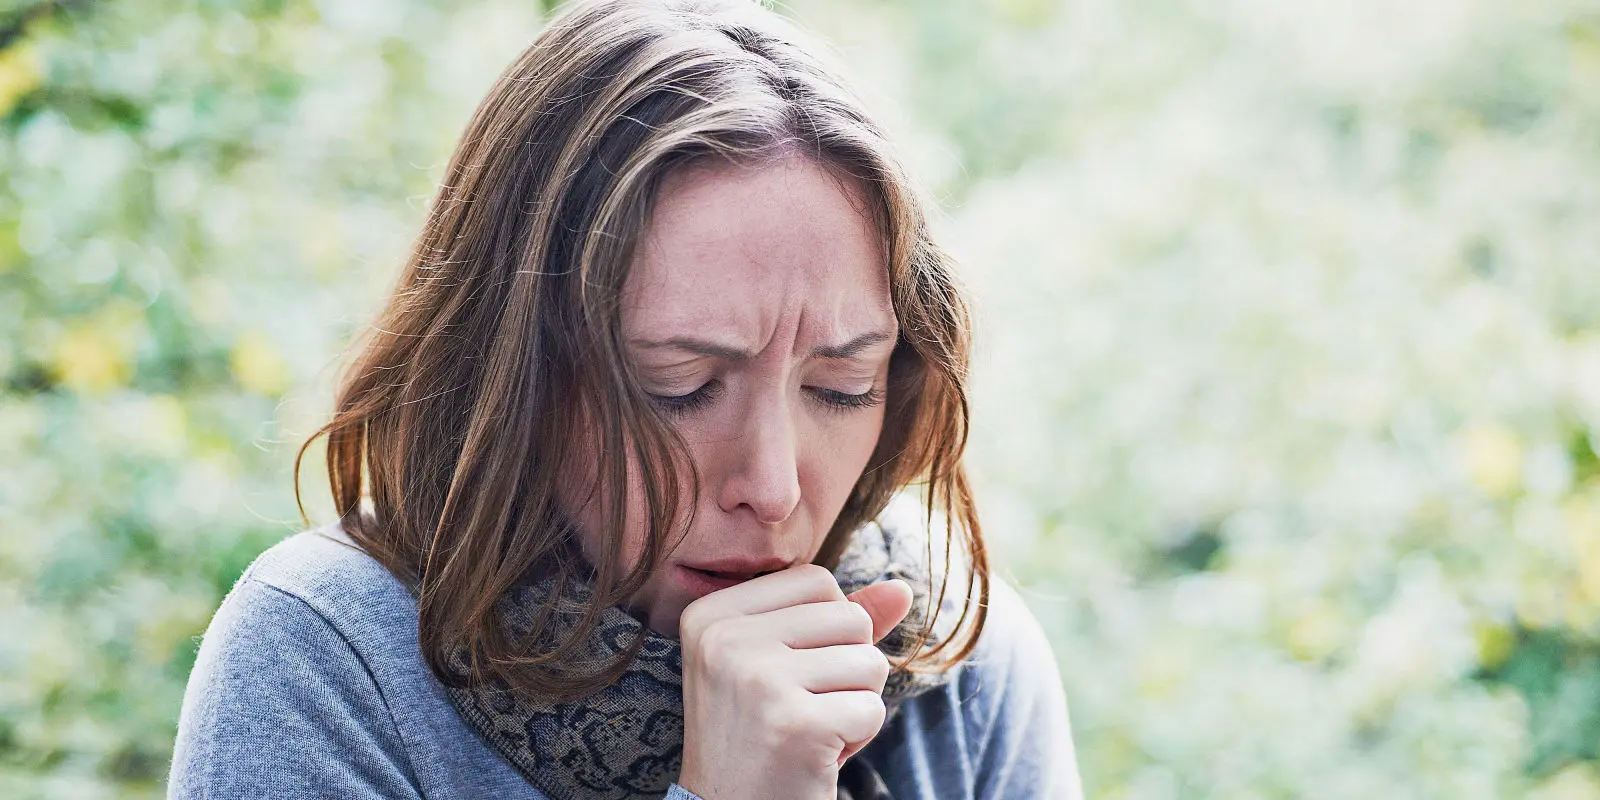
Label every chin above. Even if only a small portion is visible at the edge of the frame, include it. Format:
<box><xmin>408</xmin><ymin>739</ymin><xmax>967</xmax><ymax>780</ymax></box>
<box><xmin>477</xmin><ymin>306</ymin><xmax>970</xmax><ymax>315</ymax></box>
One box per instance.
<box><xmin>644</xmin><ymin>597</ymin><xmax>688</xmax><ymax>639</ymax></box>
<box><xmin>650</xmin><ymin>614</ymin><xmax>683</xmax><ymax>640</ymax></box>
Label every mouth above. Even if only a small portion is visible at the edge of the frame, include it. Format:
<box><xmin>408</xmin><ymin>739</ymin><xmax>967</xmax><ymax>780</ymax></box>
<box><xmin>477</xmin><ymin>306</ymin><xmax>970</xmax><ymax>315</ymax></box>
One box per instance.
<box><xmin>676</xmin><ymin>561</ymin><xmax>789</xmax><ymax>596</ymax></box>
<box><xmin>684</xmin><ymin>566</ymin><xmax>781</xmax><ymax>582</ymax></box>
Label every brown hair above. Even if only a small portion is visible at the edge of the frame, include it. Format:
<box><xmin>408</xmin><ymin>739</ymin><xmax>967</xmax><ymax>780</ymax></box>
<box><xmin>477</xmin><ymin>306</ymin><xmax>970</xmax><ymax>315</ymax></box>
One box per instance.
<box><xmin>296</xmin><ymin>0</ymin><xmax>988</xmax><ymax>700</ymax></box>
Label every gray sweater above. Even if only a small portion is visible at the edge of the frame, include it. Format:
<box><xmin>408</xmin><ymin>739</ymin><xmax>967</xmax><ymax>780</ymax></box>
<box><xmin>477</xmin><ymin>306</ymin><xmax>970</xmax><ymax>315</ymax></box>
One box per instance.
<box><xmin>167</xmin><ymin>527</ymin><xmax>1084</xmax><ymax>799</ymax></box>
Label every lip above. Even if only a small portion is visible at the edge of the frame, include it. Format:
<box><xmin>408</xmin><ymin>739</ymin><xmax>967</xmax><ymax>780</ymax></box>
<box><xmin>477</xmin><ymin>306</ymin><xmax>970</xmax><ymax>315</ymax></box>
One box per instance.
<box><xmin>675</xmin><ymin>557</ymin><xmax>792</xmax><ymax>598</ymax></box>
<box><xmin>682</xmin><ymin>556</ymin><xmax>792</xmax><ymax>575</ymax></box>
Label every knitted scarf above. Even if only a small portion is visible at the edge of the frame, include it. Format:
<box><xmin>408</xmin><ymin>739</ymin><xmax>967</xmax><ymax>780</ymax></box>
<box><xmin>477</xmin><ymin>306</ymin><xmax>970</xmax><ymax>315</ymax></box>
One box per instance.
<box><xmin>444</xmin><ymin>510</ymin><xmax>954</xmax><ymax>800</ymax></box>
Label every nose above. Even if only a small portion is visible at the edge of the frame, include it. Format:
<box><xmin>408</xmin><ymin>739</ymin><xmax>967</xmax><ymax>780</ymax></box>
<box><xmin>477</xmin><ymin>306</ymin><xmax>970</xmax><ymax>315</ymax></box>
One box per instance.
<box><xmin>715</xmin><ymin>392</ymin><xmax>802</xmax><ymax>526</ymax></box>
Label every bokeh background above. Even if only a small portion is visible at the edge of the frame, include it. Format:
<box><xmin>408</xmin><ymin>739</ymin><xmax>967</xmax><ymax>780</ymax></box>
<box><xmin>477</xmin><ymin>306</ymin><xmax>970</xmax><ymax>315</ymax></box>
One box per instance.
<box><xmin>4</xmin><ymin>0</ymin><xmax>1600</xmax><ymax>796</ymax></box>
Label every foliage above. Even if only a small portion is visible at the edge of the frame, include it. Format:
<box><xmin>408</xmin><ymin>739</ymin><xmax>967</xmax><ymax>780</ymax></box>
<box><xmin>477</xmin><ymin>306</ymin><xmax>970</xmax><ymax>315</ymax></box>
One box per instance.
<box><xmin>4</xmin><ymin>0</ymin><xmax>1600</xmax><ymax>797</ymax></box>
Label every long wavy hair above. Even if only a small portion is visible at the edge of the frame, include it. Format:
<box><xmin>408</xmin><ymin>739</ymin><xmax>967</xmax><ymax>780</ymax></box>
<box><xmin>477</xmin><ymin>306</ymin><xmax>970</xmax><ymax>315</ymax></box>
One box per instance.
<box><xmin>296</xmin><ymin>0</ymin><xmax>989</xmax><ymax>701</ymax></box>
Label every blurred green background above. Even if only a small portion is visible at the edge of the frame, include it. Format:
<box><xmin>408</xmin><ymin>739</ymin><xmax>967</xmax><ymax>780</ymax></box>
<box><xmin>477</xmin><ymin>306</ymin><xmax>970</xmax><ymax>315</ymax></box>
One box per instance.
<box><xmin>4</xmin><ymin>0</ymin><xmax>1600</xmax><ymax>797</ymax></box>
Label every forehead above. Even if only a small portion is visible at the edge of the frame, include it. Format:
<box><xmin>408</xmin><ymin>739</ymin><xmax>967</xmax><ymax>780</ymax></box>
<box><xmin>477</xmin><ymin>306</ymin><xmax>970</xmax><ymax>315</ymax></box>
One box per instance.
<box><xmin>622</xmin><ymin>156</ymin><xmax>894</xmax><ymax>342</ymax></box>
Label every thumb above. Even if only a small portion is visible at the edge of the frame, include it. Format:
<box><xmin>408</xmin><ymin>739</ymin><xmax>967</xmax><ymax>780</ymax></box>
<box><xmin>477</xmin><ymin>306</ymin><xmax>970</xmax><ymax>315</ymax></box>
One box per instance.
<box><xmin>846</xmin><ymin>579</ymin><xmax>913</xmax><ymax>644</ymax></box>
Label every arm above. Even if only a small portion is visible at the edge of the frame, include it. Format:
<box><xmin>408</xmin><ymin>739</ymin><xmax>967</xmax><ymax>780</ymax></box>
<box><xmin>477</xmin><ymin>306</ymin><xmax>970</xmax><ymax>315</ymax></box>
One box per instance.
<box><xmin>167</xmin><ymin>578</ymin><xmax>422</xmax><ymax>799</ymax></box>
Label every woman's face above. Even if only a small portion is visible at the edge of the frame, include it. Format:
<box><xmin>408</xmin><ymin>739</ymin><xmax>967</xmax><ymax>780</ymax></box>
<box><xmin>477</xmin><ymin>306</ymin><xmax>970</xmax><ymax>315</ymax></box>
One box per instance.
<box><xmin>564</xmin><ymin>154</ymin><xmax>897</xmax><ymax>637</ymax></box>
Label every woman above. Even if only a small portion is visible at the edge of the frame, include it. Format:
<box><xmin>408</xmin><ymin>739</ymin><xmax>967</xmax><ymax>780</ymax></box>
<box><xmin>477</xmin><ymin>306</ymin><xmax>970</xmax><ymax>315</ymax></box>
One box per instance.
<box><xmin>168</xmin><ymin>1</ymin><xmax>1081</xmax><ymax>798</ymax></box>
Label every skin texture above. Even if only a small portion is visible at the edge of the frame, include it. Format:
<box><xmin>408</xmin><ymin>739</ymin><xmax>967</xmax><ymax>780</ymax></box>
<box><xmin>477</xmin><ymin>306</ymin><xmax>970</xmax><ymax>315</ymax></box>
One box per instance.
<box><xmin>564</xmin><ymin>153</ymin><xmax>900</xmax><ymax>637</ymax></box>
<box><xmin>678</xmin><ymin>568</ymin><xmax>912</xmax><ymax>799</ymax></box>
<box><xmin>558</xmin><ymin>154</ymin><xmax>915</xmax><ymax>798</ymax></box>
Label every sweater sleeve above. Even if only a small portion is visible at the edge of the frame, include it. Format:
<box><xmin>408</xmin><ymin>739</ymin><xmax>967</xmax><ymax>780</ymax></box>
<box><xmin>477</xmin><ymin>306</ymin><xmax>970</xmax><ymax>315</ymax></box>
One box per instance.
<box><xmin>860</xmin><ymin>578</ymin><xmax>1084</xmax><ymax>800</ymax></box>
<box><xmin>167</xmin><ymin>577</ymin><xmax>423</xmax><ymax>799</ymax></box>
<box><xmin>968</xmin><ymin>580</ymin><xmax>1084</xmax><ymax>800</ymax></box>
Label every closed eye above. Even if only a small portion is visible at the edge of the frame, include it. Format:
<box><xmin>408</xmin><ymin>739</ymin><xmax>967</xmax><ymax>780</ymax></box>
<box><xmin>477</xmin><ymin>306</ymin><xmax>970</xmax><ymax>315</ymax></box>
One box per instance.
<box><xmin>809</xmin><ymin>386</ymin><xmax>884</xmax><ymax>411</ymax></box>
<box><xmin>647</xmin><ymin>380</ymin><xmax>723</xmax><ymax>416</ymax></box>
<box><xmin>646</xmin><ymin>381</ymin><xmax>884</xmax><ymax>416</ymax></box>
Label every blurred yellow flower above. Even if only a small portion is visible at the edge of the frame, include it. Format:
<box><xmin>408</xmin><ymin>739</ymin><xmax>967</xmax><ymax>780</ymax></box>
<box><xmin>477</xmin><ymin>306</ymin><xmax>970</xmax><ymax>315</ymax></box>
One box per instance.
<box><xmin>1572</xmin><ymin>20</ymin><xmax>1600</xmax><ymax>79</ymax></box>
<box><xmin>1516</xmin><ymin>574</ymin><xmax>1569</xmax><ymax>630</ymax></box>
<box><xmin>1286</xmin><ymin>601</ymin><xmax>1347</xmax><ymax>662</ymax></box>
<box><xmin>1531</xmin><ymin>763</ymin><xmax>1600</xmax><ymax>800</ymax></box>
<box><xmin>0</xmin><ymin>221</ymin><xmax>20</xmax><ymax>274</ymax></box>
<box><xmin>230</xmin><ymin>330</ymin><xmax>289</xmax><ymax>396</ymax></box>
<box><xmin>134</xmin><ymin>594</ymin><xmax>213</xmax><ymax>667</ymax></box>
<box><xmin>0</xmin><ymin>43</ymin><xmax>42</xmax><ymax>119</ymax></box>
<box><xmin>25</xmin><ymin>622</ymin><xmax>86</xmax><ymax>697</ymax></box>
<box><xmin>50</xmin><ymin>321</ymin><xmax>135</xmax><ymax>394</ymax></box>
<box><xmin>1473</xmin><ymin>620</ymin><xmax>1515</xmax><ymax>671</ymax></box>
<box><xmin>989</xmin><ymin>0</ymin><xmax>1051</xmax><ymax>27</ymax></box>
<box><xmin>1567</xmin><ymin>497</ymin><xmax>1600</xmax><ymax>607</ymax></box>
<box><xmin>1459</xmin><ymin>423</ymin><xmax>1524</xmax><ymax>499</ymax></box>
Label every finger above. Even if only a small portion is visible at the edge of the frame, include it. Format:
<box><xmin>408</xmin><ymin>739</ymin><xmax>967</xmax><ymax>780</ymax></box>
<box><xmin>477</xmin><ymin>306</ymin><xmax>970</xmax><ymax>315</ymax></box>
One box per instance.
<box><xmin>792</xmin><ymin>643</ymin><xmax>890</xmax><ymax>694</ymax></box>
<box><xmin>680</xmin><ymin>564</ymin><xmax>846</xmax><ymax>632</ymax></box>
<box><xmin>747</xmin><ymin>600</ymin><xmax>874</xmax><ymax>649</ymax></box>
<box><xmin>839</xmin><ymin>735</ymin><xmax>874</xmax><ymax>766</ymax></box>
<box><xmin>838</xmin><ymin>738</ymin><xmax>869</xmax><ymax>766</ymax></box>
<box><xmin>811</xmin><ymin>689</ymin><xmax>887</xmax><ymax>755</ymax></box>
<box><xmin>845</xmin><ymin>579</ymin><xmax>913</xmax><ymax>643</ymax></box>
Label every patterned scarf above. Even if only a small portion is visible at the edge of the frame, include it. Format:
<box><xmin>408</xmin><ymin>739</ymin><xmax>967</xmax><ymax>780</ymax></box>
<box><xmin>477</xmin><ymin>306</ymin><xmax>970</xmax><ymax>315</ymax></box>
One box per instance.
<box><xmin>444</xmin><ymin>509</ymin><xmax>954</xmax><ymax>800</ymax></box>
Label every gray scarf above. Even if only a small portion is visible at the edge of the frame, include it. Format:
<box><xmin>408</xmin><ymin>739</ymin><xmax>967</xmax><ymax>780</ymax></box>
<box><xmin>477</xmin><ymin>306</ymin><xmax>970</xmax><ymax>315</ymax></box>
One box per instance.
<box><xmin>445</xmin><ymin>512</ymin><xmax>954</xmax><ymax>800</ymax></box>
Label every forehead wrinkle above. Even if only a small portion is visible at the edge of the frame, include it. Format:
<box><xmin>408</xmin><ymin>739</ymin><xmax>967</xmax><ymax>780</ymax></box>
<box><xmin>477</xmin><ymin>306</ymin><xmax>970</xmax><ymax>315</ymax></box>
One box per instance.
<box><xmin>623</xmin><ymin>157</ymin><xmax>895</xmax><ymax>368</ymax></box>
<box><xmin>625</xmin><ymin>256</ymin><xmax>893</xmax><ymax>366</ymax></box>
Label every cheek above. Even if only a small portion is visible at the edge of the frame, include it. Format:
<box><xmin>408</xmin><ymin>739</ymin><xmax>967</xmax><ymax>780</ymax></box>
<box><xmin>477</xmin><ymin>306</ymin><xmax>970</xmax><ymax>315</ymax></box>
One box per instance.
<box><xmin>604</xmin><ymin>463</ymin><xmax>658</xmax><ymax>572</ymax></box>
<box><xmin>557</xmin><ymin>430</ymin><xmax>655</xmax><ymax>575</ymax></box>
<box><xmin>804</xmin><ymin>409</ymin><xmax>887</xmax><ymax>503</ymax></box>
<box><xmin>839</xmin><ymin>408</ymin><xmax>887</xmax><ymax>466</ymax></box>
<box><xmin>567</xmin><ymin>438</ymin><xmax>701</xmax><ymax>579</ymax></box>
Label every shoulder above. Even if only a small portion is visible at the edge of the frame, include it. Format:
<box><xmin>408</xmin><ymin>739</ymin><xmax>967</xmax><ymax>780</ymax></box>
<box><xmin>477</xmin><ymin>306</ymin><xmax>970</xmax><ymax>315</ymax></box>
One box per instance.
<box><xmin>965</xmin><ymin>577</ymin><xmax>1065</xmax><ymax>706</ymax></box>
<box><xmin>217</xmin><ymin>525</ymin><xmax>436</xmax><ymax>683</ymax></box>
<box><xmin>936</xmin><ymin>577</ymin><xmax>1071</xmax><ymax>749</ymax></box>
<box><xmin>168</xmin><ymin>527</ymin><xmax>427</xmax><ymax>797</ymax></box>
<box><xmin>204</xmin><ymin>526</ymin><xmax>428</xmax><ymax>690</ymax></box>
<box><xmin>189</xmin><ymin>524</ymin><xmax>428</xmax><ymax>711</ymax></box>
<box><xmin>241</xmin><ymin>525</ymin><xmax>417</xmax><ymax>630</ymax></box>
<box><xmin>962</xmin><ymin>577</ymin><xmax>1083</xmax><ymax>799</ymax></box>
<box><xmin>869</xmin><ymin>576</ymin><xmax>1084</xmax><ymax>800</ymax></box>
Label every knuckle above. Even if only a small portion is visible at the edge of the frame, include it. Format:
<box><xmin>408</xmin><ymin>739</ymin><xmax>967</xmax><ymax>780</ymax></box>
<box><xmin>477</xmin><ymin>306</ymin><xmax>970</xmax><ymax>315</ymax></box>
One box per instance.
<box><xmin>796</xmin><ymin>563</ymin><xmax>834</xmax><ymax>585</ymax></box>
<box><xmin>852</xmin><ymin>691</ymin><xmax>887</xmax><ymax>728</ymax></box>
<box><xmin>845</xmin><ymin>602</ymin><xmax>874</xmax><ymax>640</ymax></box>
<box><xmin>866</xmin><ymin>693</ymin><xmax>887</xmax><ymax>726</ymax></box>
<box><xmin>679</xmin><ymin>602</ymin><xmax>712</xmax><ymax>640</ymax></box>
<box><xmin>765</xmin><ymin>699</ymin><xmax>814</xmax><ymax>743</ymax></box>
<box><xmin>735</xmin><ymin>660</ymin><xmax>779</xmax><ymax>696</ymax></box>
<box><xmin>836</xmin><ymin>692</ymin><xmax>885</xmax><ymax>741</ymax></box>
<box><xmin>695</xmin><ymin>618</ymin><xmax>741</xmax><ymax>658</ymax></box>
<box><xmin>863</xmin><ymin>646</ymin><xmax>891</xmax><ymax>682</ymax></box>
<box><xmin>736</xmin><ymin>670</ymin><xmax>764</xmax><ymax>699</ymax></box>
<box><xmin>862</xmin><ymin>688</ymin><xmax>886</xmax><ymax>711</ymax></box>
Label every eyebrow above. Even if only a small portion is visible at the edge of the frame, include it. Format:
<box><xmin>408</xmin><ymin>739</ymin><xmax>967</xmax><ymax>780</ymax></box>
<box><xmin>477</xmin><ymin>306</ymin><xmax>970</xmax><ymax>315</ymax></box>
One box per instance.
<box><xmin>629</xmin><ymin>330</ymin><xmax>897</xmax><ymax>361</ymax></box>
